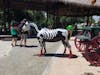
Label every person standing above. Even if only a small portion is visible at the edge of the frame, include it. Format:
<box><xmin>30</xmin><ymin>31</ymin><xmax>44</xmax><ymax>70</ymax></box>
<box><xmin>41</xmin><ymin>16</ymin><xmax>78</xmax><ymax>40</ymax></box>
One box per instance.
<box><xmin>10</xmin><ymin>24</ymin><xmax>19</xmax><ymax>47</ymax></box>
<box><xmin>66</xmin><ymin>24</ymin><xmax>74</xmax><ymax>40</ymax></box>
<box><xmin>20</xmin><ymin>21</ymin><xmax>30</xmax><ymax>47</ymax></box>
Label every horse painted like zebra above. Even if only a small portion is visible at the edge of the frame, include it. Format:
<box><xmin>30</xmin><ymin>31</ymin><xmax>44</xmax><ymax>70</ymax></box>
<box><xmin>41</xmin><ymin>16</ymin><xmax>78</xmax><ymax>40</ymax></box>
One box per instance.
<box><xmin>26</xmin><ymin>21</ymin><xmax>73</xmax><ymax>58</ymax></box>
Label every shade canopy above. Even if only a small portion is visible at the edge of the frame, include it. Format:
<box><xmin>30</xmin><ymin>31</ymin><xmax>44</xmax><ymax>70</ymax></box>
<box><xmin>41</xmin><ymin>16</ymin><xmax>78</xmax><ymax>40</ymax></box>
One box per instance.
<box><xmin>0</xmin><ymin>0</ymin><xmax>100</xmax><ymax>16</ymax></box>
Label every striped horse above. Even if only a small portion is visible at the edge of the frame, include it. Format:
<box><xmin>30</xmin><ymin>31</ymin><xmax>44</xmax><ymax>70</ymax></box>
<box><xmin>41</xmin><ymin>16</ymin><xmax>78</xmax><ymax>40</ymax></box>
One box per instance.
<box><xmin>27</xmin><ymin>22</ymin><xmax>73</xmax><ymax>58</ymax></box>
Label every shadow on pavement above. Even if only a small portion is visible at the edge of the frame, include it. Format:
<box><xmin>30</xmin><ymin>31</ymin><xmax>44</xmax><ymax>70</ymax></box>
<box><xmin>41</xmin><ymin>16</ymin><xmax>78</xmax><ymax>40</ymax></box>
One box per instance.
<box><xmin>81</xmin><ymin>72</ymin><xmax>94</xmax><ymax>75</ymax></box>
<box><xmin>25</xmin><ymin>45</ymin><xmax>38</xmax><ymax>48</ymax></box>
<box><xmin>16</xmin><ymin>45</ymin><xmax>38</xmax><ymax>48</ymax></box>
<box><xmin>34</xmin><ymin>53</ymin><xmax>78</xmax><ymax>58</ymax></box>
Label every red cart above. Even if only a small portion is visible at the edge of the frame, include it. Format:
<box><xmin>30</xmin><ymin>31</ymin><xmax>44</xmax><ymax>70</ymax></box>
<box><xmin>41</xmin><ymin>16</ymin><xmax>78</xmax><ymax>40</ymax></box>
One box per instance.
<box><xmin>74</xmin><ymin>26</ymin><xmax>100</xmax><ymax>66</ymax></box>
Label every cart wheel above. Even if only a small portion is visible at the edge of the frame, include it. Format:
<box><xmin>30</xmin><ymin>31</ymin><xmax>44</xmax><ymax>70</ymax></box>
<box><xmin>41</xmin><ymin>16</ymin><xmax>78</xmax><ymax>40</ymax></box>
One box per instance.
<box><xmin>74</xmin><ymin>31</ymin><xmax>91</xmax><ymax>52</ymax></box>
<box><xmin>74</xmin><ymin>31</ymin><xmax>84</xmax><ymax>51</ymax></box>
<box><xmin>84</xmin><ymin>42</ymin><xmax>100</xmax><ymax>66</ymax></box>
<box><xmin>74</xmin><ymin>37</ymin><xmax>88</xmax><ymax>52</ymax></box>
<box><xmin>74</xmin><ymin>37</ymin><xmax>81</xmax><ymax>50</ymax></box>
<box><xmin>78</xmin><ymin>41</ymin><xmax>87</xmax><ymax>52</ymax></box>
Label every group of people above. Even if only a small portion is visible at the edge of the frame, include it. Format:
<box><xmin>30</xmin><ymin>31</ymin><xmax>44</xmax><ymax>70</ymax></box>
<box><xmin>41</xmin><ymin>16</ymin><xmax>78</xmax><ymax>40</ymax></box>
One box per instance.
<box><xmin>10</xmin><ymin>19</ymin><xmax>30</xmax><ymax>47</ymax></box>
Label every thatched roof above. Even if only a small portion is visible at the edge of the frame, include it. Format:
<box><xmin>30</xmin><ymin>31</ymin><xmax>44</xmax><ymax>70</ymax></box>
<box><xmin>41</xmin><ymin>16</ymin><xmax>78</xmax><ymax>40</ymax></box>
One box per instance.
<box><xmin>0</xmin><ymin>0</ymin><xmax>100</xmax><ymax>16</ymax></box>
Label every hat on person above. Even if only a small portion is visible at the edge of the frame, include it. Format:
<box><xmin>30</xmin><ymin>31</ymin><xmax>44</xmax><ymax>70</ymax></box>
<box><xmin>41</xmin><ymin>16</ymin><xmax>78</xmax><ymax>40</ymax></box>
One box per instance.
<box><xmin>66</xmin><ymin>25</ymin><xmax>74</xmax><ymax>30</ymax></box>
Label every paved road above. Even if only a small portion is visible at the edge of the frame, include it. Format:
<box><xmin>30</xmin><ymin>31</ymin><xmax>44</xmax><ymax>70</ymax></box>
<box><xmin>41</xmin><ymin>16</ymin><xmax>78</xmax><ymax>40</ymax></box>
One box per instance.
<box><xmin>0</xmin><ymin>38</ymin><xmax>61</xmax><ymax>75</ymax></box>
<box><xmin>0</xmin><ymin>40</ymin><xmax>12</xmax><ymax>57</ymax></box>
<box><xmin>0</xmin><ymin>38</ymin><xmax>100</xmax><ymax>75</ymax></box>
<box><xmin>42</xmin><ymin>38</ymin><xmax>100</xmax><ymax>75</ymax></box>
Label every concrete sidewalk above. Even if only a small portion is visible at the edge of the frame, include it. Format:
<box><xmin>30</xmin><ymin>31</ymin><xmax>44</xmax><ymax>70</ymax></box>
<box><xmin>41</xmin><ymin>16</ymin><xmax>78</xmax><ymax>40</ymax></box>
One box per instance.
<box><xmin>0</xmin><ymin>40</ymin><xmax>12</xmax><ymax>57</ymax></box>
<box><xmin>0</xmin><ymin>39</ymin><xmax>62</xmax><ymax>75</ymax></box>
<box><xmin>0</xmin><ymin>38</ymin><xmax>100</xmax><ymax>75</ymax></box>
<box><xmin>42</xmin><ymin>38</ymin><xmax>100</xmax><ymax>75</ymax></box>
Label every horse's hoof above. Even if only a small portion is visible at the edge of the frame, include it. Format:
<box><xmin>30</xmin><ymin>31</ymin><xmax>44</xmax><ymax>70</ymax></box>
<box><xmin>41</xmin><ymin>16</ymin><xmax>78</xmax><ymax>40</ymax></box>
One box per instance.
<box><xmin>68</xmin><ymin>54</ymin><xmax>73</xmax><ymax>58</ymax></box>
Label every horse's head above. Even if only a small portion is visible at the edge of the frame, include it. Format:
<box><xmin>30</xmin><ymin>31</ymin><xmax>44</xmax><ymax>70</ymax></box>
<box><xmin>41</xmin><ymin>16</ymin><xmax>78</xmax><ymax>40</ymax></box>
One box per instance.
<box><xmin>22</xmin><ymin>21</ymin><xmax>30</xmax><ymax>32</ymax></box>
<box><xmin>25</xmin><ymin>21</ymin><xmax>29</xmax><ymax>25</ymax></box>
